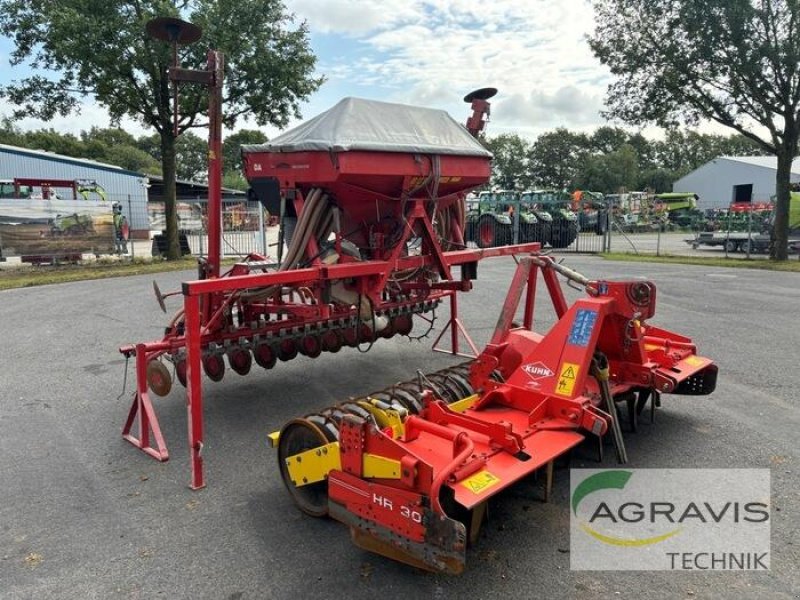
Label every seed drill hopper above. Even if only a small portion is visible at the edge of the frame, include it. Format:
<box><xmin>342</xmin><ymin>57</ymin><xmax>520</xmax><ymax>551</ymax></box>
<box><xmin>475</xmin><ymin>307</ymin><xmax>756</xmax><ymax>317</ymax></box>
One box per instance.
<box><xmin>119</xmin><ymin>88</ymin><xmax>542</xmax><ymax>488</ymax></box>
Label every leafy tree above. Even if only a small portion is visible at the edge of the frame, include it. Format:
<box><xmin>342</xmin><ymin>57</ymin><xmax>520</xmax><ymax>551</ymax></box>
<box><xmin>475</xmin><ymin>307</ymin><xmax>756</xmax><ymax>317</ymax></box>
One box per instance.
<box><xmin>104</xmin><ymin>145</ymin><xmax>162</xmax><ymax>175</ymax></box>
<box><xmin>0</xmin><ymin>116</ymin><xmax>23</xmax><ymax>147</ymax></box>
<box><xmin>175</xmin><ymin>132</ymin><xmax>209</xmax><ymax>182</ymax></box>
<box><xmin>222</xmin><ymin>171</ymin><xmax>248</xmax><ymax>191</ymax></box>
<box><xmin>591</xmin><ymin>0</ymin><xmax>800</xmax><ymax>259</ymax></box>
<box><xmin>0</xmin><ymin>0</ymin><xmax>322</xmax><ymax>259</ymax></box>
<box><xmin>80</xmin><ymin>127</ymin><xmax>161</xmax><ymax>172</ymax></box>
<box><xmin>20</xmin><ymin>129</ymin><xmax>85</xmax><ymax>158</ymax></box>
<box><xmin>137</xmin><ymin>131</ymin><xmax>208</xmax><ymax>181</ymax></box>
<box><xmin>576</xmin><ymin>143</ymin><xmax>640</xmax><ymax>193</ymax></box>
<box><xmin>588</xmin><ymin>126</ymin><xmax>630</xmax><ymax>155</ymax></box>
<box><xmin>638</xmin><ymin>168</ymin><xmax>677</xmax><ymax>194</ymax></box>
<box><xmin>528</xmin><ymin>128</ymin><xmax>589</xmax><ymax>189</ymax></box>
<box><xmin>223</xmin><ymin>128</ymin><xmax>268</xmax><ymax>175</ymax></box>
<box><xmin>484</xmin><ymin>133</ymin><xmax>532</xmax><ymax>190</ymax></box>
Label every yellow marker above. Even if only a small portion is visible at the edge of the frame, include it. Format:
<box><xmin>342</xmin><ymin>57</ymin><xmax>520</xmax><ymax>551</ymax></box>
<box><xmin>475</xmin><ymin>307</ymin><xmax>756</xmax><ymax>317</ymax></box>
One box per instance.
<box><xmin>461</xmin><ymin>470</ymin><xmax>501</xmax><ymax>494</ymax></box>
<box><xmin>555</xmin><ymin>362</ymin><xmax>580</xmax><ymax>397</ymax></box>
<box><xmin>684</xmin><ymin>355</ymin><xmax>705</xmax><ymax>367</ymax></box>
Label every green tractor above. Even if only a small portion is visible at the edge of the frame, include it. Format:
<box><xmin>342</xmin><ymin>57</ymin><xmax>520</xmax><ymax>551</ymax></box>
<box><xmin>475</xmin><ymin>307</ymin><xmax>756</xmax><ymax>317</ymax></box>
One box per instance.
<box><xmin>522</xmin><ymin>189</ymin><xmax>579</xmax><ymax>248</ymax></box>
<box><xmin>465</xmin><ymin>190</ymin><xmax>549</xmax><ymax>248</ymax></box>
<box><xmin>465</xmin><ymin>190</ymin><xmax>513</xmax><ymax>247</ymax></box>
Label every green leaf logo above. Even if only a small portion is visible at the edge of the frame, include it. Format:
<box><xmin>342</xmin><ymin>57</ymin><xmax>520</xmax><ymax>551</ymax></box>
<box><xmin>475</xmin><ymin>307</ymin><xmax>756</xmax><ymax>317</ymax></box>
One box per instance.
<box><xmin>572</xmin><ymin>470</ymin><xmax>681</xmax><ymax>547</ymax></box>
<box><xmin>572</xmin><ymin>470</ymin><xmax>632</xmax><ymax>515</ymax></box>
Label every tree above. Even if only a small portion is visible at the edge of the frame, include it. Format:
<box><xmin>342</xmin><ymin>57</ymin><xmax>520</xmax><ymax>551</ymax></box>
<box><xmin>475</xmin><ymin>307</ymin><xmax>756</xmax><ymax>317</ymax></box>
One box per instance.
<box><xmin>529</xmin><ymin>128</ymin><xmax>589</xmax><ymax>189</ymax></box>
<box><xmin>484</xmin><ymin>133</ymin><xmax>532</xmax><ymax>190</ymax></box>
<box><xmin>175</xmin><ymin>132</ymin><xmax>209</xmax><ymax>182</ymax></box>
<box><xmin>576</xmin><ymin>144</ymin><xmax>640</xmax><ymax>193</ymax></box>
<box><xmin>590</xmin><ymin>0</ymin><xmax>800</xmax><ymax>260</ymax></box>
<box><xmin>223</xmin><ymin>128</ymin><xmax>268</xmax><ymax>175</ymax></box>
<box><xmin>81</xmin><ymin>127</ymin><xmax>162</xmax><ymax>173</ymax></box>
<box><xmin>0</xmin><ymin>1</ymin><xmax>322</xmax><ymax>259</ymax></box>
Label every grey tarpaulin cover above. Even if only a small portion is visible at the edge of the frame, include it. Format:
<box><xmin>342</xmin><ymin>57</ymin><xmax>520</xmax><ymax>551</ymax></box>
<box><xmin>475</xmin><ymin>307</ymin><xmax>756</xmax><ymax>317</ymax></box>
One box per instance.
<box><xmin>241</xmin><ymin>97</ymin><xmax>492</xmax><ymax>158</ymax></box>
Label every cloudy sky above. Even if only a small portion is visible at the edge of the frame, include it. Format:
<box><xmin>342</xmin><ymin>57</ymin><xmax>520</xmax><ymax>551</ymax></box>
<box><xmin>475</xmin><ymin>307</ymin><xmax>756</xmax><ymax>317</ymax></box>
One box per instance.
<box><xmin>0</xmin><ymin>0</ymin><xmax>611</xmax><ymax>141</ymax></box>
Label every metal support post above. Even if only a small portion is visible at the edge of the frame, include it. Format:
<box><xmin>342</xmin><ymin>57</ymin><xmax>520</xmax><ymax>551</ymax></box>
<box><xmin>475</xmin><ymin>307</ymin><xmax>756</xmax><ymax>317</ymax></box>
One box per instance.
<box><xmin>432</xmin><ymin>290</ymin><xmax>480</xmax><ymax>358</ymax></box>
<box><xmin>122</xmin><ymin>344</ymin><xmax>168</xmax><ymax>461</ymax></box>
<box><xmin>184</xmin><ymin>294</ymin><xmax>205</xmax><ymax>489</ymax></box>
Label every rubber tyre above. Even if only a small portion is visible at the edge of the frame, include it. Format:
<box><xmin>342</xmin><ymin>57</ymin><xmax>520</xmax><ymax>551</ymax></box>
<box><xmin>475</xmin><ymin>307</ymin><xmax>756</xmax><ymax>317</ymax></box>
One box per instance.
<box><xmin>476</xmin><ymin>214</ymin><xmax>511</xmax><ymax>248</ymax></box>
<box><xmin>549</xmin><ymin>221</ymin><xmax>578</xmax><ymax>248</ymax></box>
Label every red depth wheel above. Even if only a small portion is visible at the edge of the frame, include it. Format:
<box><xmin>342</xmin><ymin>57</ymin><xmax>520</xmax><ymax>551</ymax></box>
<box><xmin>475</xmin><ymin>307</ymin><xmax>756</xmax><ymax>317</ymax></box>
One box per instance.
<box><xmin>228</xmin><ymin>348</ymin><xmax>253</xmax><ymax>376</ymax></box>
<box><xmin>254</xmin><ymin>343</ymin><xmax>276</xmax><ymax>369</ymax></box>
<box><xmin>299</xmin><ymin>335</ymin><xmax>322</xmax><ymax>358</ymax></box>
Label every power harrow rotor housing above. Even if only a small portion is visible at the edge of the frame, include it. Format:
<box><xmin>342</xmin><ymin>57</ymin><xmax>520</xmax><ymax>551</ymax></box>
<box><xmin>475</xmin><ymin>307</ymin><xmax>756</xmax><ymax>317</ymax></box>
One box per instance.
<box><xmin>273</xmin><ymin>255</ymin><xmax>718</xmax><ymax>574</ymax></box>
<box><xmin>119</xmin><ymin>90</ymin><xmax>540</xmax><ymax>488</ymax></box>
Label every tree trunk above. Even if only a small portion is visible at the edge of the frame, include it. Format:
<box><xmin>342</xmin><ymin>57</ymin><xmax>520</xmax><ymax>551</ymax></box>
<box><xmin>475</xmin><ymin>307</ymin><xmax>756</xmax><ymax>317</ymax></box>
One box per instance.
<box><xmin>772</xmin><ymin>148</ymin><xmax>793</xmax><ymax>261</ymax></box>
<box><xmin>159</xmin><ymin>131</ymin><xmax>180</xmax><ymax>260</ymax></box>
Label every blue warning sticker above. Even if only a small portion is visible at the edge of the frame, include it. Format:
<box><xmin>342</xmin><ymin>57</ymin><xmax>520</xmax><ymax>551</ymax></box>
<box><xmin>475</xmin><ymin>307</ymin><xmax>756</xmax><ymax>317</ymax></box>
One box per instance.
<box><xmin>568</xmin><ymin>309</ymin><xmax>598</xmax><ymax>347</ymax></box>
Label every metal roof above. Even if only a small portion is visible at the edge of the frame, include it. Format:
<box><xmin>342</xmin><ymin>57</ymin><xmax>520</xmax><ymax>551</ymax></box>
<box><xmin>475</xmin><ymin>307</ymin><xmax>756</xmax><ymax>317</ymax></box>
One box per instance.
<box><xmin>0</xmin><ymin>143</ymin><xmax>145</xmax><ymax>177</ymax></box>
<box><xmin>720</xmin><ymin>155</ymin><xmax>800</xmax><ymax>175</ymax></box>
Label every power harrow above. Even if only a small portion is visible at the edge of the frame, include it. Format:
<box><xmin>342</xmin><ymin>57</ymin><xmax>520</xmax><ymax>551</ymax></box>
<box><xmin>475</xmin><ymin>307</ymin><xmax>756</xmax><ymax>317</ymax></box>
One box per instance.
<box><xmin>271</xmin><ymin>255</ymin><xmax>718</xmax><ymax>574</ymax></box>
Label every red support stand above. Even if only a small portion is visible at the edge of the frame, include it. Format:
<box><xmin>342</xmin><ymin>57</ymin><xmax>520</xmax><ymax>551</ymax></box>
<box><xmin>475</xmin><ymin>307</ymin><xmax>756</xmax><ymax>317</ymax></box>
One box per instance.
<box><xmin>184</xmin><ymin>294</ymin><xmax>206</xmax><ymax>490</ymax></box>
<box><xmin>122</xmin><ymin>344</ymin><xmax>169</xmax><ymax>461</ymax></box>
<box><xmin>432</xmin><ymin>291</ymin><xmax>479</xmax><ymax>358</ymax></box>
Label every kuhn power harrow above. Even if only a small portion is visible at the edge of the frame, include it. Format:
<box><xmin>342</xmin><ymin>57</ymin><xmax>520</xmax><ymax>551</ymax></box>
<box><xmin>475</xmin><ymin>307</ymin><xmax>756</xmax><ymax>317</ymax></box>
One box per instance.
<box><xmin>271</xmin><ymin>255</ymin><xmax>718</xmax><ymax>573</ymax></box>
<box><xmin>120</xmin><ymin>88</ymin><xmax>542</xmax><ymax>488</ymax></box>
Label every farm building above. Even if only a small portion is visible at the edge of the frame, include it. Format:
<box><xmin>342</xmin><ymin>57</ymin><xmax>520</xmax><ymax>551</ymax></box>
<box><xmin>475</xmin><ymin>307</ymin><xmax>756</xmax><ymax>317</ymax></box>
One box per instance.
<box><xmin>0</xmin><ymin>143</ymin><xmax>150</xmax><ymax>233</ymax></box>
<box><xmin>673</xmin><ymin>155</ymin><xmax>800</xmax><ymax>210</ymax></box>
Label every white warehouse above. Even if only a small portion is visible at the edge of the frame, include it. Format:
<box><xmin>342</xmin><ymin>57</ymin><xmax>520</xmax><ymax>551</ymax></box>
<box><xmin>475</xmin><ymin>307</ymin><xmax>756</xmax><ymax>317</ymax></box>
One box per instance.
<box><xmin>673</xmin><ymin>155</ymin><xmax>800</xmax><ymax>209</ymax></box>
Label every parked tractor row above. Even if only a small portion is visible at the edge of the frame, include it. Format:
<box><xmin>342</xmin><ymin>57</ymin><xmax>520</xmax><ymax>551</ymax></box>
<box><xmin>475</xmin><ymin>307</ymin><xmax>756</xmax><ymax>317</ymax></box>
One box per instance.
<box><xmin>464</xmin><ymin>189</ymin><xmax>608</xmax><ymax>249</ymax></box>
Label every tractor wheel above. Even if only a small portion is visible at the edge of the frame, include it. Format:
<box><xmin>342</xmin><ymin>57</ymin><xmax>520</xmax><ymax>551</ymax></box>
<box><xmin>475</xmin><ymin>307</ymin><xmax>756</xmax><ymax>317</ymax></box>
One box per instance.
<box><xmin>595</xmin><ymin>213</ymin><xmax>609</xmax><ymax>235</ymax></box>
<box><xmin>476</xmin><ymin>214</ymin><xmax>510</xmax><ymax>248</ymax></box>
<box><xmin>519</xmin><ymin>222</ymin><xmax>536</xmax><ymax>243</ymax></box>
<box><xmin>464</xmin><ymin>218</ymin><xmax>477</xmax><ymax>244</ymax></box>
<box><xmin>549</xmin><ymin>221</ymin><xmax>578</xmax><ymax>248</ymax></box>
<box><xmin>278</xmin><ymin>419</ymin><xmax>331</xmax><ymax>517</ymax></box>
<box><xmin>521</xmin><ymin>222</ymin><xmax>549</xmax><ymax>245</ymax></box>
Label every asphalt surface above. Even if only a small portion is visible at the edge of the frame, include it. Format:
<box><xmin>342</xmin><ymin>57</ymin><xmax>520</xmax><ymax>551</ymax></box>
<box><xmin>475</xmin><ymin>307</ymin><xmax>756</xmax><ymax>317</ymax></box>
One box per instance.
<box><xmin>1</xmin><ymin>256</ymin><xmax>798</xmax><ymax>599</ymax></box>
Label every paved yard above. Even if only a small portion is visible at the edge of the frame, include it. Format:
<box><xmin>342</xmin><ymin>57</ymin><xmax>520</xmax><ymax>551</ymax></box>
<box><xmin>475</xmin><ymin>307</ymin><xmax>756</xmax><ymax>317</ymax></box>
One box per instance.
<box><xmin>1</xmin><ymin>255</ymin><xmax>797</xmax><ymax>599</ymax></box>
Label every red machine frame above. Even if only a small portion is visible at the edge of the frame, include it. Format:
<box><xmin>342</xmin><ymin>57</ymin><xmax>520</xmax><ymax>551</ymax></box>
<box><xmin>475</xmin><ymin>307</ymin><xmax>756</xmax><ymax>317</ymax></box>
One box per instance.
<box><xmin>120</xmin><ymin>72</ymin><xmax>539</xmax><ymax>489</ymax></box>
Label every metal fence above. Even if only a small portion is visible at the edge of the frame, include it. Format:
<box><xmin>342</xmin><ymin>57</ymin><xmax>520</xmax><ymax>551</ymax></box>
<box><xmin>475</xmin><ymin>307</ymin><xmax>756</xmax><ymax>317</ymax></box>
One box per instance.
<box><xmin>148</xmin><ymin>198</ymin><xmax>276</xmax><ymax>260</ymax></box>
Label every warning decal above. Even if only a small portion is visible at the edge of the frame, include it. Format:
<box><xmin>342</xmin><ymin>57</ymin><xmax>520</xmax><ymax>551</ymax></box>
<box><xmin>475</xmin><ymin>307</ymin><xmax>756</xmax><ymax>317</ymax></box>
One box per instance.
<box><xmin>554</xmin><ymin>362</ymin><xmax>580</xmax><ymax>397</ymax></box>
<box><xmin>461</xmin><ymin>470</ymin><xmax>501</xmax><ymax>495</ymax></box>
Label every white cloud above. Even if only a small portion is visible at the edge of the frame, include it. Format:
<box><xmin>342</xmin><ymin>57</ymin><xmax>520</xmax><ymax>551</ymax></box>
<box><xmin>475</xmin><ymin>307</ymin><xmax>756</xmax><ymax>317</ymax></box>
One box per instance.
<box><xmin>286</xmin><ymin>0</ymin><xmax>422</xmax><ymax>35</ymax></box>
<box><xmin>287</xmin><ymin>0</ymin><xmax>611</xmax><ymax>136</ymax></box>
<box><xmin>0</xmin><ymin>97</ymin><xmax>152</xmax><ymax>138</ymax></box>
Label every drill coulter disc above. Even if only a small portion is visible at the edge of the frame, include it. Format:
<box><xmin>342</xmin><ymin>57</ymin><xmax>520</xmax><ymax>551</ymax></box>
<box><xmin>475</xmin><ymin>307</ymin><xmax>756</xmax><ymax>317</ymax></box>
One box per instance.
<box><xmin>146</xmin><ymin>359</ymin><xmax>173</xmax><ymax>397</ymax></box>
<box><xmin>321</xmin><ymin>330</ymin><xmax>343</xmax><ymax>353</ymax></box>
<box><xmin>228</xmin><ymin>348</ymin><xmax>253</xmax><ymax>376</ymax></box>
<box><xmin>393</xmin><ymin>314</ymin><xmax>413</xmax><ymax>336</ymax></box>
<box><xmin>277</xmin><ymin>339</ymin><xmax>298</xmax><ymax>362</ymax></box>
<box><xmin>359</xmin><ymin>324</ymin><xmax>376</xmax><ymax>343</ymax></box>
<box><xmin>254</xmin><ymin>343</ymin><xmax>277</xmax><ymax>369</ymax></box>
<box><xmin>342</xmin><ymin>326</ymin><xmax>360</xmax><ymax>347</ymax></box>
<box><xmin>202</xmin><ymin>354</ymin><xmax>226</xmax><ymax>382</ymax></box>
<box><xmin>299</xmin><ymin>335</ymin><xmax>322</xmax><ymax>358</ymax></box>
<box><xmin>378</xmin><ymin>318</ymin><xmax>395</xmax><ymax>339</ymax></box>
<box><xmin>278</xmin><ymin>418</ymin><xmax>332</xmax><ymax>517</ymax></box>
<box><xmin>175</xmin><ymin>359</ymin><xmax>188</xmax><ymax>387</ymax></box>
